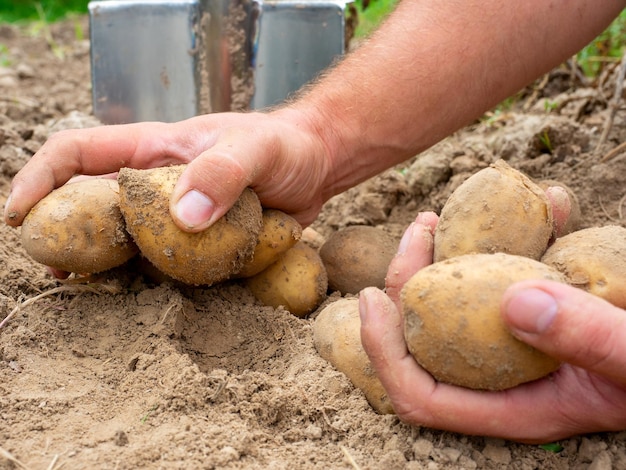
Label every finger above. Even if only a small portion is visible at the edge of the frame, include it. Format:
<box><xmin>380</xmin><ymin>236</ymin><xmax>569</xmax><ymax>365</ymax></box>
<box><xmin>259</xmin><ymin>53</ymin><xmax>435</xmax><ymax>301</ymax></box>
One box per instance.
<box><xmin>169</xmin><ymin>119</ymin><xmax>328</xmax><ymax>232</ymax></box>
<box><xmin>359</xmin><ymin>287</ymin><xmax>438</xmax><ymax>412</ymax></box>
<box><xmin>358</xmin><ymin>286</ymin><xmax>554</xmax><ymax>440</ymax></box>
<box><xmin>502</xmin><ymin>280</ymin><xmax>626</xmax><ymax>386</ymax></box>
<box><xmin>359</xmin><ymin>287</ymin><xmax>626</xmax><ymax>442</ymax></box>
<box><xmin>4</xmin><ymin>122</ymin><xmax>181</xmax><ymax>226</ymax></box>
<box><xmin>544</xmin><ymin>185</ymin><xmax>571</xmax><ymax>239</ymax></box>
<box><xmin>384</xmin><ymin>212</ymin><xmax>438</xmax><ymax>307</ymax></box>
<box><xmin>169</xmin><ymin>126</ymin><xmax>276</xmax><ymax>231</ymax></box>
<box><xmin>47</xmin><ymin>267</ymin><xmax>71</xmax><ymax>280</ymax></box>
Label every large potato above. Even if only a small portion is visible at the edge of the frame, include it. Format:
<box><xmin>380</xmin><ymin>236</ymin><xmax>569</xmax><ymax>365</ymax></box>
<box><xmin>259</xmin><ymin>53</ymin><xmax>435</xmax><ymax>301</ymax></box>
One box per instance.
<box><xmin>21</xmin><ymin>178</ymin><xmax>138</xmax><ymax>274</ymax></box>
<box><xmin>118</xmin><ymin>165</ymin><xmax>262</xmax><ymax>286</ymax></box>
<box><xmin>319</xmin><ymin>225</ymin><xmax>398</xmax><ymax>295</ymax></box>
<box><xmin>313</xmin><ymin>298</ymin><xmax>394</xmax><ymax>414</ymax></box>
<box><xmin>234</xmin><ymin>209</ymin><xmax>302</xmax><ymax>278</ymax></box>
<box><xmin>541</xmin><ymin>225</ymin><xmax>626</xmax><ymax>309</ymax></box>
<box><xmin>402</xmin><ymin>253</ymin><xmax>565</xmax><ymax>390</ymax></box>
<box><xmin>245</xmin><ymin>241</ymin><xmax>328</xmax><ymax>317</ymax></box>
<box><xmin>434</xmin><ymin>160</ymin><xmax>553</xmax><ymax>262</ymax></box>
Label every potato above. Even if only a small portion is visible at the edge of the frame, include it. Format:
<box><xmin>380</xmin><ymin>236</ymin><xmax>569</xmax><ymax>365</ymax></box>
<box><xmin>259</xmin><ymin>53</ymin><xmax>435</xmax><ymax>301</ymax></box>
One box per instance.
<box><xmin>234</xmin><ymin>209</ymin><xmax>302</xmax><ymax>278</ymax></box>
<box><xmin>434</xmin><ymin>160</ymin><xmax>553</xmax><ymax>262</ymax></box>
<box><xmin>541</xmin><ymin>225</ymin><xmax>626</xmax><ymax>309</ymax></box>
<box><xmin>21</xmin><ymin>178</ymin><xmax>138</xmax><ymax>274</ymax></box>
<box><xmin>319</xmin><ymin>226</ymin><xmax>398</xmax><ymax>295</ymax></box>
<box><xmin>245</xmin><ymin>241</ymin><xmax>328</xmax><ymax>317</ymax></box>
<box><xmin>537</xmin><ymin>179</ymin><xmax>581</xmax><ymax>235</ymax></box>
<box><xmin>118</xmin><ymin>165</ymin><xmax>262</xmax><ymax>286</ymax></box>
<box><xmin>313</xmin><ymin>298</ymin><xmax>394</xmax><ymax>414</ymax></box>
<box><xmin>402</xmin><ymin>253</ymin><xmax>565</xmax><ymax>390</ymax></box>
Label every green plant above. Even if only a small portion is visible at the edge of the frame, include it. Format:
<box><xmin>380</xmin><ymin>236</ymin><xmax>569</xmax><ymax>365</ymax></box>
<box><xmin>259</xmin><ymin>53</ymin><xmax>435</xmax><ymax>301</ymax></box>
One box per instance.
<box><xmin>539</xmin><ymin>130</ymin><xmax>553</xmax><ymax>153</ymax></box>
<box><xmin>0</xmin><ymin>43</ymin><xmax>10</xmax><ymax>66</ymax></box>
<box><xmin>0</xmin><ymin>1</ymin><xmax>89</xmax><ymax>23</ymax></box>
<box><xmin>543</xmin><ymin>99</ymin><xmax>559</xmax><ymax>113</ymax></box>
<box><xmin>540</xmin><ymin>443</ymin><xmax>564</xmax><ymax>453</ymax></box>
<box><xmin>577</xmin><ymin>9</ymin><xmax>626</xmax><ymax>77</ymax></box>
<box><xmin>353</xmin><ymin>0</ymin><xmax>399</xmax><ymax>38</ymax></box>
<box><xmin>140</xmin><ymin>404</ymin><xmax>159</xmax><ymax>423</ymax></box>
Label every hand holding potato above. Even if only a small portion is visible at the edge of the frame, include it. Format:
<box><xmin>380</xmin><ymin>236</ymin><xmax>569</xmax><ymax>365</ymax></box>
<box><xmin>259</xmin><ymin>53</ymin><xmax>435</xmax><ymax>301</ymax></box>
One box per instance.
<box><xmin>359</xmin><ymin>211</ymin><xmax>626</xmax><ymax>443</ymax></box>
<box><xmin>4</xmin><ymin>111</ymin><xmax>332</xmax><ymax>233</ymax></box>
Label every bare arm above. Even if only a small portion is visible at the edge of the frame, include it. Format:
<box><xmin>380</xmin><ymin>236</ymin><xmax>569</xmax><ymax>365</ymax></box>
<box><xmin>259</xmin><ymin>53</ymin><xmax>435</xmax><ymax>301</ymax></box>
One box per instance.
<box><xmin>5</xmin><ymin>0</ymin><xmax>624</xmax><ymax>231</ymax></box>
<box><xmin>286</xmin><ymin>0</ymin><xmax>626</xmax><ymax>199</ymax></box>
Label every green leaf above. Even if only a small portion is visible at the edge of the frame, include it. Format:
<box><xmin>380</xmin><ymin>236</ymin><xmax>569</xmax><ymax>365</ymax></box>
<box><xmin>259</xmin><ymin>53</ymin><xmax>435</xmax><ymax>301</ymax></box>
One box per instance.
<box><xmin>540</xmin><ymin>443</ymin><xmax>563</xmax><ymax>453</ymax></box>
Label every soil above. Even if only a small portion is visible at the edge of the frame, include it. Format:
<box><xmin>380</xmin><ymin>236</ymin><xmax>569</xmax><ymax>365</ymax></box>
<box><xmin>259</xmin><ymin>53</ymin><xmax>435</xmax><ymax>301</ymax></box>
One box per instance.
<box><xmin>1</xmin><ymin>17</ymin><xmax>626</xmax><ymax>470</ymax></box>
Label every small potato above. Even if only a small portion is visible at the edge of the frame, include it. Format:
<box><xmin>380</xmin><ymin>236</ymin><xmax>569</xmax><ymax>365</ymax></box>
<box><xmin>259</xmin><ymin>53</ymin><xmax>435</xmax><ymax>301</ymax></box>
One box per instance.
<box><xmin>320</xmin><ymin>226</ymin><xmax>398</xmax><ymax>295</ymax></box>
<box><xmin>537</xmin><ymin>179</ymin><xmax>581</xmax><ymax>235</ymax></box>
<box><xmin>541</xmin><ymin>225</ymin><xmax>626</xmax><ymax>309</ymax></box>
<box><xmin>402</xmin><ymin>253</ymin><xmax>565</xmax><ymax>390</ymax></box>
<box><xmin>245</xmin><ymin>242</ymin><xmax>328</xmax><ymax>317</ymax></box>
<box><xmin>235</xmin><ymin>209</ymin><xmax>302</xmax><ymax>278</ymax></box>
<box><xmin>118</xmin><ymin>165</ymin><xmax>262</xmax><ymax>286</ymax></box>
<box><xmin>313</xmin><ymin>298</ymin><xmax>394</xmax><ymax>414</ymax></box>
<box><xmin>434</xmin><ymin>160</ymin><xmax>553</xmax><ymax>262</ymax></box>
<box><xmin>21</xmin><ymin>178</ymin><xmax>138</xmax><ymax>274</ymax></box>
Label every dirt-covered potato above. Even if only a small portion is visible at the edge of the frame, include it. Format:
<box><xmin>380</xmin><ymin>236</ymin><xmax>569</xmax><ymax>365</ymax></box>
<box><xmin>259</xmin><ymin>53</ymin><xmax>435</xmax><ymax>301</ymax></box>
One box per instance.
<box><xmin>313</xmin><ymin>298</ymin><xmax>394</xmax><ymax>414</ymax></box>
<box><xmin>118</xmin><ymin>165</ymin><xmax>262</xmax><ymax>286</ymax></box>
<box><xmin>402</xmin><ymin>253</ymin><xmax>565</xmax><ymax>390</ymax></box>
<box><xmin>319</xmin><ymin>226</ymin><xmax>398</xmax><ymax>295</ymax></box>
<box><xmin>234</xmin><ymin>209</ymin><xmax>302</xmax><ymax>278</ymax></box>
<box><xmin>245</xmin><ymin>242</ymin><xmax>328</xmax><ymax>317</ymax></box>
<box><xmin>21</xmin><ymin>178</ymin><xmax>138</xmax><ymax>274</ymax></box>
<box><xmin>541</xmin><ymin>225</ymin><xmax>626</xmax><ymax>309</ymax></box>
<box><xmin>434</xmin><ymin>160</ymin><xmax>553</xmax><ymax>262</ymax></box>
<box><xmin>537</xmin><ymin>179</ymin><xmax>581</xmax><ymax>235</ymax></box>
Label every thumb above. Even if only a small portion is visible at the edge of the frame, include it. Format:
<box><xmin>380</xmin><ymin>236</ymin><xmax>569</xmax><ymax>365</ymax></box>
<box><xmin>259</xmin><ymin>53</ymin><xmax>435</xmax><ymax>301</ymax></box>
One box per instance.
<box><xmin>169</xmin><ymin>127</ymin><xmax>268</xmax><ymax>232</ymax></box>
<box><xmin>502</xmin><ymin>280</ymin><xmax>626</xmax><ymax>385</ymax></box>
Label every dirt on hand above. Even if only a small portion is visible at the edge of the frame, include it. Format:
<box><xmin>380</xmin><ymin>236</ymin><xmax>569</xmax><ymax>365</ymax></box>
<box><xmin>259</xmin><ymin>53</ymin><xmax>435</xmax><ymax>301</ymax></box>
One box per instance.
<box><xmin>1</xmin><ymin>17</ymin><xmax>626</xmax><ymax>470</ymax></box>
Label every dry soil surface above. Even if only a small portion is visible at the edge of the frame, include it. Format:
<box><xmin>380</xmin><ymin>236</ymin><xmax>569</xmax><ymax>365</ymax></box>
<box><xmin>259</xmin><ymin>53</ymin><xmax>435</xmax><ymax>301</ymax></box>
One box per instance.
<box><xmin>1</xmin><ymin>17</ymin><xmax>626</xmax><ymax>470</ymax></box>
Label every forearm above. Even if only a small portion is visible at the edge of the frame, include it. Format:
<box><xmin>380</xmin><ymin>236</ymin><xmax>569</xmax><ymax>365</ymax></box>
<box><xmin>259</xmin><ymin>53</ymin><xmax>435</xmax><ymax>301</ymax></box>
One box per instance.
<box><xmin>278</xmin><ymin>0</ymin><xmax>625</xmax><ymax>200</ymax></box>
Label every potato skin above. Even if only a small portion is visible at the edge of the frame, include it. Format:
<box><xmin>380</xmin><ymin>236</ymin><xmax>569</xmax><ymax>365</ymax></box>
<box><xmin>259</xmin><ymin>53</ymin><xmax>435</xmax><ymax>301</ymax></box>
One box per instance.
<box><xmin>320</xmin><ymin>226</ymin><xmax>398</xmax><ymax>295</ymax></box>
<box><xmin>434</xmin><ymin>160</ymin><xmax>553</xmax><ymax>262</ymax></box>
<box><xmin>21</xmin><ymin>178</ymin><xmax>138</xmax><ymax>274</ymax></box>
<box><xmin>541</xmin><ymin>225</ymin><xmax>626</xmax><ymax>309</ymax></box>
<box><xmin>245</xmin><ymin>242</ymin><xmax>328</xmax><ymax>317</ymax></box>
<box><xmin>313</xmin><ymin>298</ymin><xmax>394</xmax><ymax>414</ymax></box>
<box><xmin>234</xmin><ymin>209</ymin><xmax>302</xmax><ymax>278</ymax></box>
<box><xmin>118</xmin><ymin>165</ymin><xmax>262</xmax><ymax>286</ymax></box>
<box><xmin>402</xmin><ymin>253</ymin><xmax>564</xmax><ymax>390</ymax></box>
<box><xmin>537</xmin><ymin>179</ymin><xmax>581</xmax><ymax>235</ymax></box>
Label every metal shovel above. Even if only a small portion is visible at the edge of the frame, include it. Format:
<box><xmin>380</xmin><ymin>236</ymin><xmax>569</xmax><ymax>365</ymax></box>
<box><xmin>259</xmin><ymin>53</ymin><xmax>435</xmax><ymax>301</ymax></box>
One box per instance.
<box><xmin>89</xmin><ymin>0</ymin><xmax>347</xmax><ymax>124</ymax></box>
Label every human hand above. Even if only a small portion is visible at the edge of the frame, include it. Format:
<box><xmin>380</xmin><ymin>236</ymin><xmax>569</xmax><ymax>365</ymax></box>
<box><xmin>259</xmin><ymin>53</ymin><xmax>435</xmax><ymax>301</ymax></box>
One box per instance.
<box><xmin>4</xmin><ymin>109</ymin><xmax>333</xmax><ymax>232</ymax></box>
<box><xmin>359</xmin><ymin>202</ymin><xmax>626</xmax><ymax>443</ymax></box>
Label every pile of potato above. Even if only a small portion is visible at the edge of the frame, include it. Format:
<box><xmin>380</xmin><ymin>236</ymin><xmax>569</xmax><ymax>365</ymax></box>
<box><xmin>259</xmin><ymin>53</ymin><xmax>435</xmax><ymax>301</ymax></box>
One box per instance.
<box><xmin>313</xmin><ymin>159</ymin><xmax>626</xmax><ymax>414</ymax></box>
<box><xmin>21</xmin><ymin>160</ymin><xmax>626</xmax><ymax>401</ymax></box>
<box><xmin>402</xmin><ymin>159</ymin><xmax>626</xmax><ymax>391</ymax></box>
<box><xmin>20</xmin><ymin>165</ymin><xmax>328</xmax><ymax>317</ymax></box>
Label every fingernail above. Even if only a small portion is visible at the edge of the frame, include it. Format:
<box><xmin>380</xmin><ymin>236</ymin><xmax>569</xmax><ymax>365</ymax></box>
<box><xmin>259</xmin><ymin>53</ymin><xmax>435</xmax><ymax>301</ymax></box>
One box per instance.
<box><xmin>359</xmin><ymin>290</ymin><xmax>370</xmax><ymax>323</ymax></box>
<box><xmin>397</xmin><ymin>222</ymin><xmax>416</xmax><ymax>255</ymax></box>
<box><xmin>504</xmin><ymin>288</ymin><xmax>558</xmax><ymax>334</ymax></box>
<box><xmin>3</xmin><ymin>191</ymin><xmax>14</xmax><ymax>221</ymax></box>
<box><xmin>359</xmin><ymin>288</ymin><xmax>378</xmax><ymax>324</ymax></box>
<box><xmin>174</xmin><ymin>189</ymin><xmax>215</xmax><ymax>229</ymax></box>
<box><xmin>3</xmin><ymin>191</ymin><xmax>11</xmax><ymax>211</ymax></box>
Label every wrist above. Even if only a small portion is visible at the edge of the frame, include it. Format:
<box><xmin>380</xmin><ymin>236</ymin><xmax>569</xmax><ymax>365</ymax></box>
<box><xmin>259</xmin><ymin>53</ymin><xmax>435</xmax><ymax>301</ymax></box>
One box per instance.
<box><xmin>271</xmin><ymin>103</ymin><xmax>354</xmax><ymax>202</ymax></box>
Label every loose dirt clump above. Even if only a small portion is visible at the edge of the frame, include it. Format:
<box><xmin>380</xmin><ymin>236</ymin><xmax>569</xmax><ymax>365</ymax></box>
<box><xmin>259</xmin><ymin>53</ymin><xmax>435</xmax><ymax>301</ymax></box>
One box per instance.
<box><xmin>1</xmin><ymin>17</ymin><xmax>626</xmax><ymax>469</ymax></box>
